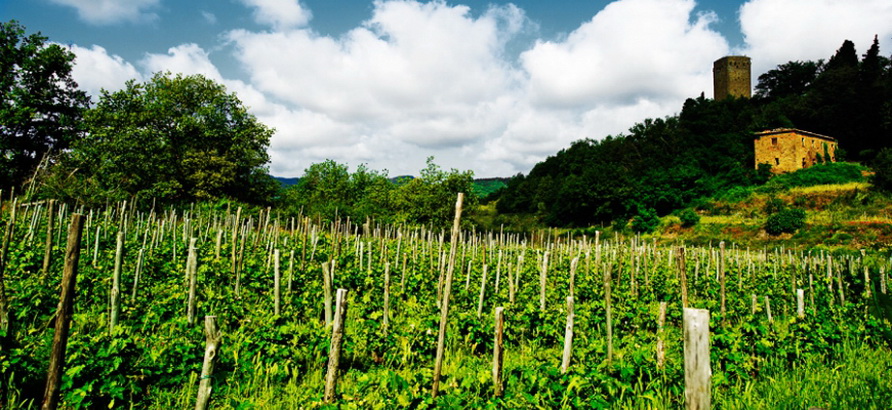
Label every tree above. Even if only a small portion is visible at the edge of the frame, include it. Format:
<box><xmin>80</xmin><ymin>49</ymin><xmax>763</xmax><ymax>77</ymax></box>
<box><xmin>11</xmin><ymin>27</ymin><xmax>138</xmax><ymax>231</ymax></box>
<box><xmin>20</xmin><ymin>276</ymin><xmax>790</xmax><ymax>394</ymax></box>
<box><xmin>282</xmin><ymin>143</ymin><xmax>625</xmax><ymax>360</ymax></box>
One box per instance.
<box><xmin>394</xmin><ymin>157</ymin><xmax>476</xmax><ymax>227</ymax></box>
<box><xmin>53</xmin><ymin>72</ymin><xmax>274</xmax><ymax>205</ymax></box>
<box><xmin>754</xmin><ymin>60</ymin><xmax>822</xmax><ymax>101</ymax></box>
<box><xmin>0</xmin><ymin>20</ymin><xmax>89</xmax><ymax>193</ymax></box>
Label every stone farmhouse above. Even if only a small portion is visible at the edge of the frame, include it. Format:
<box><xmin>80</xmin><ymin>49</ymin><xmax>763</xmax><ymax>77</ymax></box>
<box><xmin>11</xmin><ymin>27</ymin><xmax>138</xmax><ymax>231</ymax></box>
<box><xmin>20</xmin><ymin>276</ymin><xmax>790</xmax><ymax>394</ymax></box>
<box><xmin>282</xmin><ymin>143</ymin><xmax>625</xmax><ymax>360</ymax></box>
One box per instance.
<box><xmin>754</xmin><ymin>128</ymin><xmax>838</xmax><ymax>174</ymax></box>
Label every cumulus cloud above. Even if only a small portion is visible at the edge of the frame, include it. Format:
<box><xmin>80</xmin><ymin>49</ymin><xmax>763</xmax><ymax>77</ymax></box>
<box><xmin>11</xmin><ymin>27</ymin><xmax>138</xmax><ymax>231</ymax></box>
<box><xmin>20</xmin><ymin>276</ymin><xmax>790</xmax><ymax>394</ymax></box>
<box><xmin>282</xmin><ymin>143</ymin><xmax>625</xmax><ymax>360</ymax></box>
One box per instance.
<box><xmin>521</xmin><ymin>0</ymin><xmax>727</xmax><ymax>107</ymax></box>
<box><xmin>48</xmin><ymin>0</ymin><xmax>160</xmax><ymax>25</ymax></box>
<box><xmin>739</xmin><ymin>0</ymin><xmax>892</xmax><ymax>75</ymax></box>
<box><xmin>69</xmin><ymin>45</ymin><xmax>142</xmax><ymax>100</ymax></box>
<box><xmin>240</xmin><ymin>0</ymin><xmax>312</xmax><ymax>30</ymax></box>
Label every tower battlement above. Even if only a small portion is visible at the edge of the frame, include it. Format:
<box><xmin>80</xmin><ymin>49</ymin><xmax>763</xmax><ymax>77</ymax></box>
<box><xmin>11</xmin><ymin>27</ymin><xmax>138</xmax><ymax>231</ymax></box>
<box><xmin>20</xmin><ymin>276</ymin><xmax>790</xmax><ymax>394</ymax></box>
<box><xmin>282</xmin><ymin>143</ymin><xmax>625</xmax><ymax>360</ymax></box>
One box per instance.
<box><xmin>713</xmin><ymin>56</ymin><xmax>751</xmax><ymax>100</ymax></box>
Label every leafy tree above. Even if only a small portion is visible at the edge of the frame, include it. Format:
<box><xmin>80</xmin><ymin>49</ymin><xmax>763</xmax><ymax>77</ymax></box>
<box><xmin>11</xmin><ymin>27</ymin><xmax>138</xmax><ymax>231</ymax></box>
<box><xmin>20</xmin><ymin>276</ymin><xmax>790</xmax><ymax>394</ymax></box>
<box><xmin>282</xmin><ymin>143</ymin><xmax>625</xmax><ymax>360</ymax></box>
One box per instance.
<box><xmin>49</xmin><ymin>72</ymin><xmax>275</xmax><ymax>205</ymax></box>
<box><xmin>765</xmin><ymin>208</ymin><xmax>806</xmax><ymax>235</ymax></box>
<box><xmin>394</xmin><ymin>157</ymin><xmax>477</xmax><ymax>227</ymax></box>
<box><xmin>0</xmin><ymin>20</ymin><xmax>89</xmax><ymax>193</ymax></box>
<box><xmin>755</xmin><ymin>60</ymin><xmax>822</xmax><ymax>101</ymax></box>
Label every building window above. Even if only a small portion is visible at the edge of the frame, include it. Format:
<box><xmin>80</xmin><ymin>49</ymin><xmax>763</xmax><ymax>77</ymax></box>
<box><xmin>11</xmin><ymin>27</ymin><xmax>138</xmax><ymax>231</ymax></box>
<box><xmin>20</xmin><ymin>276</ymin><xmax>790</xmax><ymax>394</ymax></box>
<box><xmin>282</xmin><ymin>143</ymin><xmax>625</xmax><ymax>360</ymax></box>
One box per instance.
<box><xmin>775</xmin><ymin>158</ymin><xmax>780</xmax><ymax>165</ymax></box>
<box><xmin>772</xmin><ymin>138</ymin><xmax>778</xmax><ymax>145</ymax></box>
<box><xmin>801</xmin><ymin>138</ymin><xmax>805</xmax><ymax>146</ymax></box>
<box><xmin>802</xmin><ymin>158</ymin><xmax>806</xmax><ymax>167</ymax></box>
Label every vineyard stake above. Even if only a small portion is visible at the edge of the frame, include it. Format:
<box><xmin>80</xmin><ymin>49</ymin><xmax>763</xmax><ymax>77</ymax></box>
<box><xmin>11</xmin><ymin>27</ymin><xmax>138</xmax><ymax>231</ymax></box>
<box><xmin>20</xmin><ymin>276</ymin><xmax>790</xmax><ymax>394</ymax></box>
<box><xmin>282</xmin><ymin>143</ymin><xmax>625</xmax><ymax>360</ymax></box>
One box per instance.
<box><xmin>683</xmin><ymin>307</ymin><xmax>711</xmax><ymax>410</ymax></box>
<box><xmin>322</xmin><ymin>262</ymin><xmax>333</xmax><ymax>327</ymax></box>
<box><xmin>432</xmin><ymin>193</ymin><xmax>464</xmax><ymax>398</ymax></box>
<box><xmin>493</xmin><ymin>306</ymin><xmax>505</xmax><ymax>397</ymax></box>
<box><xmin>42</xmin><ymin>199</ymin><xmax>55</xmax><ymax>277</ymax></box>
<box><xmin>110</xmin><ymin>231</ymin><xmax>124</xmax><ymax>331</ymax></box>
<box><xmin>561</xmin><ymin>296</ymin><xmax>574</xmax><ymax>374</ymax></box>
<box><xmin>131</xmin><ymin>249</ymin><xmax>144</xmax><ymax>304</ymax></box>
<box><xmin>539</xmin><ymin>251</ymin><xmax>548</xmax><ymax>311</ymax></box>
<box><xmin>657</xmin><ymin>301</ymin><xmax>667</xmax><ymax>370</ymax></box>
<box><xmin>324</xmin><ymin>288</ymin><xmax>348</xmax><ymax>403</ymax></box>
<box><xmin>195</xmin><ymin>315</ymin><xmax>222</xmax><ymax>410</ymax></box>
<box><xmin>604</xmin><ymin>265</ymin><xmax>614</xmax><ymax>364</ymax></box>
<box><xmin>477</xmin><ymin>264</ymin><xmax>488</xmax><ymax>317</ymax></box>
<box><xmin>41</xmin><ymin>213</ymin><xmax>84</xmax><ymax>410</ymax></box>
<box><xmin>274</xmin><ymin>249</ymin><xmax>281</xmax><ymax>316</ymax></box>
<box><xmin>383</xmin><ymin>262</ymin><xmax>391</xmax><ymax>329</ymax></box>
<box><xmin>797</xmin><ymin>289</ymin><xmax>805</xmax><ymax>318</ymax></box>
<box><xmin>0</xmin><ymin>199</ymin><xmax>17</xmax><ymax>333</ymax></box>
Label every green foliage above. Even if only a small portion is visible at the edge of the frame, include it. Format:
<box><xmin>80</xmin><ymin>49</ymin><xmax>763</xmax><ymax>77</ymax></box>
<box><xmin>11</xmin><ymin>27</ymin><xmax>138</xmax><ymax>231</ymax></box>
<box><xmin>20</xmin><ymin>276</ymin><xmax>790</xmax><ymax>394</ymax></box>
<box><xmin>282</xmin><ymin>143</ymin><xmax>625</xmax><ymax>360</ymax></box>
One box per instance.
<box><xmin>871</xmin><ymin>147</ymin><xmax>892</xmax><ymax>193</ymax></box>
<box><xmin>761</xmin><ymin>163</ymin><xmax>866</xmax><ymax>192</ymax></box>
<box><xmin>765</xmin><ymin>208</ymin><xmax>807</xmax><ymax>235</ymax></box>
<box><xmin>43</xmin><ymin>72</ymin><xmax>275</xmax><ymax>206</ymax></box>
<box><xmin>0</xmin><ymin>20</ymin><xmax>90</xmax><ymax>194</ymax></box>
<box><xmin>630</xmin><ymin>207</ymin><xmax>660</xmax><ymax>233</ymax></box>
<box><xmin>678</xmin><ymin>209</ymin><xmax>700</xmax><ymax>227</ymax></box>
<box><xmin>281</xmin><ymin>157</ymin><xmax>476</xmax><ymax>228</ymax></box>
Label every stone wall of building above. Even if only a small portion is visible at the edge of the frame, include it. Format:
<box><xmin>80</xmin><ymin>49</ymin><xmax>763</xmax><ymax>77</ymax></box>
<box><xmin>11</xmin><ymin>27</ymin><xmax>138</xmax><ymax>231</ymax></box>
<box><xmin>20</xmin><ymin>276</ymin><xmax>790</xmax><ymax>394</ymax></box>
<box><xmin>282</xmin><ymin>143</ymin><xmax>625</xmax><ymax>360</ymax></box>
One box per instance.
<box><xmin>713</xmin><ymin>56</ymin><xmax>751</xmax><ymax>101</ymax></box>
<box><xmin>754</xmin><ymin>129</ymin><xmax>837</xmax><ymax>173</ymax></box>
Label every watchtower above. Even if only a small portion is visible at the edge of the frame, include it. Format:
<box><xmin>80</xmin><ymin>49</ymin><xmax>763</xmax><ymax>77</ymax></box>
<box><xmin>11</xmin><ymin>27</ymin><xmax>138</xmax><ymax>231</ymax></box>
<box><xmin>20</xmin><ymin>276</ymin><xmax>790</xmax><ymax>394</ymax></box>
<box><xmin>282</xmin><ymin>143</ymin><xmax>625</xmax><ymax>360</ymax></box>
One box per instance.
<box><xmin>713</xmin><ymin>56</ymin><xmax>751</xmax><ymax>100</ymax></box>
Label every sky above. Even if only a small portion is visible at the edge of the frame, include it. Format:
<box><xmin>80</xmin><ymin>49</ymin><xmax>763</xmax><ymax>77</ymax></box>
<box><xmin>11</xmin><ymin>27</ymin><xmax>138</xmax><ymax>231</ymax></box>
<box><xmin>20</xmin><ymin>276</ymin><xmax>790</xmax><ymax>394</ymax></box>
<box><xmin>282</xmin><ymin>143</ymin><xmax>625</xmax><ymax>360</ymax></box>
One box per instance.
<box><xmin>4</xmin><ymin>0</ymin><xmax>892</xmax><ymax>178</ymax></box>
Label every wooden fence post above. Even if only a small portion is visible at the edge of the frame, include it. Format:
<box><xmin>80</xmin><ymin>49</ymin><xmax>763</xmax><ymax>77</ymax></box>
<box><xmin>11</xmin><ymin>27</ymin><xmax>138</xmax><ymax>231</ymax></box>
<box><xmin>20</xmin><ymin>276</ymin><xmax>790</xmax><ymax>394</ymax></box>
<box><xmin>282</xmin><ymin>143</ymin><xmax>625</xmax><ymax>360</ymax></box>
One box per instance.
<box><xmin>41</xmin><ymin>213</ymin><xmax>85</xmax><ymax>410</ymax></box>
<box><xmin>683</xmin><ymin>308</ymin><xmax>711</xmax><ymax>410</ymax></box>
<box><xmin>324</xmin><ymin>288</ymin><xmax>348</xmax><ymax>403</ymax></box>
<box><xmin>797</xmin><ymin>288</ymin><xmax>805</xmax><ymax>318</ymax></box>
<box><xmin>195</xmin><ymin>315</ymin><xmax>222</xmax><ymax>410</ymax></box>
<box><xmin>273</xmin><ymin>249</ymin><xmax>281</xmax><ymax>316</ymax></box>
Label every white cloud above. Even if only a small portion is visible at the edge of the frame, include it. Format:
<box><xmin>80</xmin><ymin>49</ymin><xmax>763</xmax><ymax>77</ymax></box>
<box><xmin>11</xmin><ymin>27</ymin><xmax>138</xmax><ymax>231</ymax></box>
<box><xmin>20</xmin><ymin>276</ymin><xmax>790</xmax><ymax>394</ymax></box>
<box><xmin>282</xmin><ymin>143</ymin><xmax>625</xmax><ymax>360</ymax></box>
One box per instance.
<box><xmin>141</xmin><ymin>43</ymin><xmax>225</xmax><ymax>81</ymax></box>
<box><xmin>739</xmin><ymin>0</ymin><xmax>892</xmax><ymax>75</ymax></box>
<box><xmin>69</xmin><ymin>44</ymin><xmax>142</xmax><ymax>100</ymax></box>
<box><xmin>240</xmin><ymin>0</ymin><xmax>312</xmax><ymax>30</ymax></box>
<box><xmin>521</xmin><ymin>0</ymin><xmax>727</xmax><ymax>107</ymax></box>
<box><xmin>48</xmin><ymin>0</ymin><xmax>160</xmax><ymax>25</ymax></box>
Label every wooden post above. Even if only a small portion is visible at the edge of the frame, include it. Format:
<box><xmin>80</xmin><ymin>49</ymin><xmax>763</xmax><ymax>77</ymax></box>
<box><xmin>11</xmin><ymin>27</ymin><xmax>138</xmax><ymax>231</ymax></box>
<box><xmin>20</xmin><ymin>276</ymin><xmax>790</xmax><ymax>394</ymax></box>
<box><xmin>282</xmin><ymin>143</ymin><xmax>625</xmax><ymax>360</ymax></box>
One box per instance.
<box><xmin>432</xmin><ymin>193</ymin><xmax>464</xmax><ymax>398</ymax></box>
<box><xmin>561</xmin><ymin>296</ymin><xmax>574</xmax><ymax>374</ymax></box>
<box><xmin>131</xmin><ymin>249</ymin><xmax>144</xmax><ymax>304</ymax></box>
<box><xmin>493</xmin><ymin>306</ymin><xmax>505</xmax><ymax>397</ymax></box>
<box><xmin>274</xmin><ymin>249</ymin><xmax>281</xmax><ymax>316</ymax></box>
<box><xmin>41</xmin><ymin>213</ymin><xmax>85</xmax><ymax>410</ymax></box>
<box><xmin>187</xmin><ymin>238</ymin><xmax>198</xmax><ymax>326</ymax></box>
<box><xmin>195</xmin><ymin>316</ymin><xmax>222</xmax><ymax>410</ymax></box>
<box><xmin>0</xmin><ymin>199</ymin><xmax>18</xmax><ymax>333</ymax></box>
<box><xmin>569</xmin><ymin>257</ymin><xmax>578</xmax><ymax>299</ymax></box>
<box><xmin>683</xmin><ymin>308</ymin><xmax>711</xmax><ymax>410</ymax></box>
<box><xmin>42</xmin><ymin>199</ymin><xmax>55</xmax><ymax>276</ymax></box>
<box><xmin>539</xmin><ymin>251</ymin><xmax>548</xmax><ymax>311</ymax></box>
<box><xmin>678</xmin><ymin>247</ymin><xmax>688</xmax><ymax>308</ymax></box>
<box><xmin>477</xmin><ymin>264</ymin><xmax>488</xmax><ymax>317</ymax></box>
<box><xmin>110</xmin><ymin>231</ymin><xmax>124</xmax><ymax>330</ymax></box>
<box><xmin>322</xmin><ymin>262</ymin><xmax>333</xmax><ymax>327</ymax></box>
<box><xmin>324</xmin><ymin>288</ymin><xmax>348</xmax><ymax>403</ymax></box>
<box><xmin>796</xmin><ymin>289</ymin><xmax>805</xmax><ymax>318</ymax></box>
<box><xmin>719</xmin><ymin>242</ymin><xmax>726</xmax><ymax>318</ymax></box>
<box><xmin>383</xmin><ymin>262</ymin><xmax>391</xmax><ymax>328</ymax></box>
<box><xmin>657</xmin><ymin>301</ymin><xmax>667</xmax><ymax>370</ymax></box>
<box><xmin>765</xmin><ymin>296</ymin><xmax>773</xmax><ymax>323</ymax></box>
<box><xmin>604</xmin><ymin>266</ymin><xmax>614</xmax><ymax>364</ymax></box>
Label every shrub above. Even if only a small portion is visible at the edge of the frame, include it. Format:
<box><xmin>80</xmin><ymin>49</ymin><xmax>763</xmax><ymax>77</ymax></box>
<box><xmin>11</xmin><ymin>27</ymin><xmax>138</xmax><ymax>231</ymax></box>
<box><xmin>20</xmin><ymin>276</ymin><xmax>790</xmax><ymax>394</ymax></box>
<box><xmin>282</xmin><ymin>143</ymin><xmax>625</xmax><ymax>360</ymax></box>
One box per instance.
<box><xmin>871</xmin><ymin>148</ymin><xmax>892</xmax><ymax>193</ymax></box>
<box><xmin>631</xmin><ymin>207</ymin><xmax>661</xmax><ymax>233</ymax></box>
<box><xmin>764</xmin><ymin>162</ymin><xmax>866</xmax><ymax>191</ymax></box>
<box><xmin>763</xmin><ymin>196</ymin><xmax>786</xmax><ymax>215</ymax></box>
<box><xmin>765</xmin><ymin>208</ymin><xmax>806</xmax><ymax>235</ymax></box>
<box><xmin>678</xmin><ymin>209</ymin><xmax>700</xmax><ymax>227</ymax></box>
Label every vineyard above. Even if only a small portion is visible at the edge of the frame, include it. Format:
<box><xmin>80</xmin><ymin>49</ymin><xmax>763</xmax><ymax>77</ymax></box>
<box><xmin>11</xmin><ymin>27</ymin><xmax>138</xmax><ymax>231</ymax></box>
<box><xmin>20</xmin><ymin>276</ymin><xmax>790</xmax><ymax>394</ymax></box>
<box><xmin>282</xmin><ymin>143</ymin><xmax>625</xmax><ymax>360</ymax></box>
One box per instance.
<box><xmin>1</xmin><ymin>196</ymin><xmax>891</xmax><ymax>408</ymax></box>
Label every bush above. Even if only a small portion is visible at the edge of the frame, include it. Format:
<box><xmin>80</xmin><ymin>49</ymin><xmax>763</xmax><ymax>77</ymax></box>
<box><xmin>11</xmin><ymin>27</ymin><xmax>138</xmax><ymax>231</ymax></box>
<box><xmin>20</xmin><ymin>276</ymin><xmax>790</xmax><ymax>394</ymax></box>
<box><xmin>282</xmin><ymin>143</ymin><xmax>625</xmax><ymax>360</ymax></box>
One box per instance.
<box><xmin>871</xmin><ymin>148</ymin><xmax>892</xmax><ymax>193</ymax></box>
<box><xmin>765</xmin><ymin>208</ymin><xmax>806</xmax><ymax>235</ymax></box>
<box><xmin>762</xmin><ymin>162</ymin><xmax>866</xmax><ymax>191</ymax></box>
<box><xmin>678</xmin><ymin>209</ymin><xmax>700</xmax><ymax>227</ymax></box>
<box><xmin>631</xmin><ymin>207</ymin><xmax>660</xmax><ymax>233</ymax></box>
<box><xmin>763</xmin><ymin>196</ymin><xmax>786</xmax><ymax>215</ymax></box>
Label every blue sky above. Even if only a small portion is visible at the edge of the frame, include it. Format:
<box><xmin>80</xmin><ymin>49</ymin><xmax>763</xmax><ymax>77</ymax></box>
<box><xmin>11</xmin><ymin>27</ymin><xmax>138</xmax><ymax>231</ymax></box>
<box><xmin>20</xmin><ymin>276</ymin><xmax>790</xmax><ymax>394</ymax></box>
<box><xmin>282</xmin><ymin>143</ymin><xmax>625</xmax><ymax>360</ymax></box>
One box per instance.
<box><xmin>5</xmin><ymin>0</ymin><xmax>892</xmax><ymax>177</ymax></box>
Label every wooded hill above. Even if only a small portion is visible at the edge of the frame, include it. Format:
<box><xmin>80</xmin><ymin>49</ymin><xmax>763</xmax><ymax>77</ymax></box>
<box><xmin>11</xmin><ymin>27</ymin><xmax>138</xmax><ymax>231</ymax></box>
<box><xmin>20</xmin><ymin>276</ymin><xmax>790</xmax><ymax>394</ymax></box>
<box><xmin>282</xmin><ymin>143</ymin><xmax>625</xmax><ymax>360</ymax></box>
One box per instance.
<box><xmin>489</xmin><ymin>37</ymin><xmax>892</xmax><ymax>230</ymax></box>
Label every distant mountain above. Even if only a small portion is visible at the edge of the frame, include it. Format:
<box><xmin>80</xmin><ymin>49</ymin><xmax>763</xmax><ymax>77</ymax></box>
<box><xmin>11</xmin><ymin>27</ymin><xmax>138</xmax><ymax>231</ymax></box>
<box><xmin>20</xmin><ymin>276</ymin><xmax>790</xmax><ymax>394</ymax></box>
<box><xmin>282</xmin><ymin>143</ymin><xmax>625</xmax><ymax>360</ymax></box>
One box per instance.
<box><xmin>274</xmin><ymin>176</ymin><xmax>300</xmax><ymax>187</ymax></box>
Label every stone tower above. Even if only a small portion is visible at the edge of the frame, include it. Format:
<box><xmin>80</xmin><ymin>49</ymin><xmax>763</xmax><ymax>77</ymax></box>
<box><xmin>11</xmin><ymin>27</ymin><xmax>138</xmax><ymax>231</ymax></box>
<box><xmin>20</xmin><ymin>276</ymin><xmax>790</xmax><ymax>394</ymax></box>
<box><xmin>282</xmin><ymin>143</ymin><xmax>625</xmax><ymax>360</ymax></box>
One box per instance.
<box><xmin>713</xmin><ymin>56</ymin><xmax>751</xmax><ymax>100</ymax></box>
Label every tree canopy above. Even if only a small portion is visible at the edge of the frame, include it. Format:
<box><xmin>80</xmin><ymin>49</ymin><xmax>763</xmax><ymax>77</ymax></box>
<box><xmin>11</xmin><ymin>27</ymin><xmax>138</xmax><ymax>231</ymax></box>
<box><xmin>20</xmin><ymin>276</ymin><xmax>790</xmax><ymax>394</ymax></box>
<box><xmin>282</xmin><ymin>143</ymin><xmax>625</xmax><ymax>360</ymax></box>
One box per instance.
<box><xmin>44</xmin><ymin>72</ymin><xmax>277</xmax><ymax>205</ymax></box>
<box><xmin>0</xmin><ymin>20</ymin><xmax>89</xmax><ymax>193</ymax></box>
